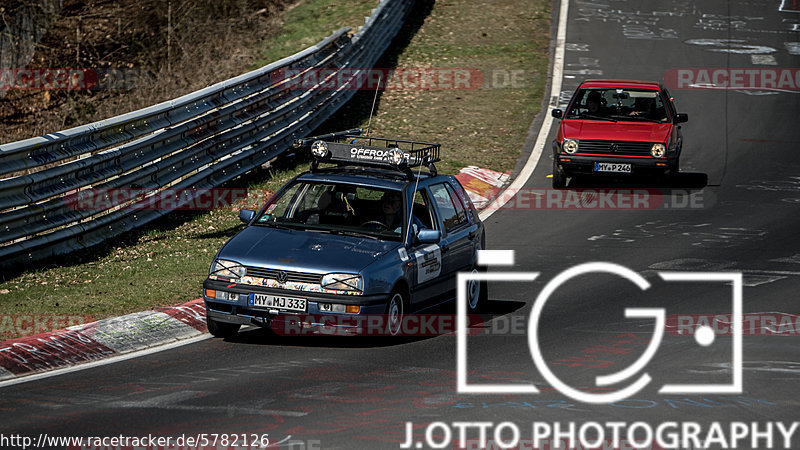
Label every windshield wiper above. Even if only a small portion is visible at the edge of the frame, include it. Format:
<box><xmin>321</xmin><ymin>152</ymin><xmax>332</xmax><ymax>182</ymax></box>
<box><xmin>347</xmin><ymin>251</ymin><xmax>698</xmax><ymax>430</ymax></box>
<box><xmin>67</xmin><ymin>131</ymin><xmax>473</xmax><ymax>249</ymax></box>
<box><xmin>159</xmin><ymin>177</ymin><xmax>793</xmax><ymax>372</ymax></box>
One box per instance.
<box><xmin>580</xmin><ymin>114</ymin><xmax>617</xmax><ymax>122</ymax></box>
<box><xmin>328</xmin><ymin>229</ymin><xmax>382</xmax><ymax>240</ymax></box>
<box><xmin>628</xmin><ymin>116</ymin><xmax>665</xmax><ymax>123</ymax></box>
<box><xmin>254</xmin><ymin>221</ymin><xmax>302</xmax><ymax>231</ymax></box>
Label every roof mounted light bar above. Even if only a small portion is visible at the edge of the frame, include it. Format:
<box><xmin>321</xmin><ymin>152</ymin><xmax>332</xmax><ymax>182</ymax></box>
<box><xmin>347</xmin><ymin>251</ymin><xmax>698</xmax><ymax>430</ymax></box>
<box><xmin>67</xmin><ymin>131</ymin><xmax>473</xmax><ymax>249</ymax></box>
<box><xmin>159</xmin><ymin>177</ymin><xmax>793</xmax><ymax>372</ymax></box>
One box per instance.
<box><xmin>294</xmin><ymin>130</ymin><xmax>441</xmax><ymax>177</ymax></box>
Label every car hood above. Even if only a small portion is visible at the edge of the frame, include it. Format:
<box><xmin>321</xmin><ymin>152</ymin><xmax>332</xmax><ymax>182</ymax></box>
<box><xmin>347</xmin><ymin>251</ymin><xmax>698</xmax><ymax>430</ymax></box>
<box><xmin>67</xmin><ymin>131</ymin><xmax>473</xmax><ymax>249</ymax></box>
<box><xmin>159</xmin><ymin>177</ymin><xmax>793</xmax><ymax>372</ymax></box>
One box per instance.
<box><xmin>217</xmin><ymin>225</ymin><xmax>400</xmax><ymax>273</ymax></box>
<box><xmin>562</xmin><ymin>120</ymin><xmax>672</xmax><ymax>143</ymax></box>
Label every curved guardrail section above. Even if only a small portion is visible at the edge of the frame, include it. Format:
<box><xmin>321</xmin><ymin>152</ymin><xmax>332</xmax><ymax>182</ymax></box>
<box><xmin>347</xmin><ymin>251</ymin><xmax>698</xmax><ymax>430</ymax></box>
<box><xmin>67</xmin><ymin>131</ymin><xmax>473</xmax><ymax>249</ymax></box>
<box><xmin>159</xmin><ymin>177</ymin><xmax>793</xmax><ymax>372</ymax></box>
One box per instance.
<box><xmin>0</xmin><ymin>0</ymin><xmax>412</xmax><ymax>267</ymax></box>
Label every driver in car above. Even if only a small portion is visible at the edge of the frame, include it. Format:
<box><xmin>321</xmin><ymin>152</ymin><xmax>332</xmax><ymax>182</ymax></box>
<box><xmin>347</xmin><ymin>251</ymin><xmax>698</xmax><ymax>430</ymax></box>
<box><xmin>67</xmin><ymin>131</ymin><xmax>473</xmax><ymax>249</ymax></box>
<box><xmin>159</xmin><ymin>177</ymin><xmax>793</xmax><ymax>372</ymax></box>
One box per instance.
<box><xmin>378</xmin><ymin>191</ymin><xmax>403</xmax><ymax>229</ymax></box>
<box><xmin>585</xmin><ymin>90</ymin><xmax>609</xmax><ymax>116</ymax></box>
<box><xmin>364</xmin><ymin>191</ymin><xmax>427</xmax><ymax>233</ymax></box>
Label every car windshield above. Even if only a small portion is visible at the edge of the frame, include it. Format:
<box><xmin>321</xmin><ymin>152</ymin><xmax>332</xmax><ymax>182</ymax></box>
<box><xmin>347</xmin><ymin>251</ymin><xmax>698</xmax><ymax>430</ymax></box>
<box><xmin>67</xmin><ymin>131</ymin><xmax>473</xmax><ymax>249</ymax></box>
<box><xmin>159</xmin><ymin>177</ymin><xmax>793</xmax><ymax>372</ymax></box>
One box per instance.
<box><xmin>566</xmin><ymin>88</ymin><xmax>669</xmax><ymax>123</ymax></box>
<box><xmin>254</xmin><ymin>181</ymin><xmax>405</xmax><ymax>241</ymax></box>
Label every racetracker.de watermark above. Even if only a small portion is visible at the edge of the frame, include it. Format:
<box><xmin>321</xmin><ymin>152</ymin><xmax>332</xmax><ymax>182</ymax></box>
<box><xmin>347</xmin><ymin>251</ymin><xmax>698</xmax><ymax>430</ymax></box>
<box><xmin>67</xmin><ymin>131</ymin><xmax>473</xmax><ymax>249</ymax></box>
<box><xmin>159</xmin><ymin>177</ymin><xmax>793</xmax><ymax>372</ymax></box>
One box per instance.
<box><xmin>664</xmin><ymin>68</ymin><xmax>800</xmax><ymax>91</ymax></box>
<box><xmin>480</xmin><ymin>188</ymin><xmax>704</xmax><ymax>211</ymax></box>
<box><xmin>668</xmin><ymin>313</ymin><xmax>800</xmax><ymax>336</ymax></box>
<box><xmin>0</xmin><ymin>314</ymin><xmax>95</xmax><ymax>338</ymax></box>
<box><xmin>269</xmin><ymin>314</ymin><xmax>486</xmax><ymax>337</ymax></box>
<box><xmin>269</xmin><ymin>68</ymin><xmax>529</xmax><ymax>90</ymax></box>
<box><xmin>63</xmin><ymin>188</ymin><xmax>263</xmax><ymax>211</ymax></box>
<box><xmin>62</xmin><ymin>188</ymin><xmax>703</xmax><ymax>212</ymax></box>
<box><xmin>0</xmin><ymin>68</ymin><xmax>145</xmax><ymax>90</ymax></box>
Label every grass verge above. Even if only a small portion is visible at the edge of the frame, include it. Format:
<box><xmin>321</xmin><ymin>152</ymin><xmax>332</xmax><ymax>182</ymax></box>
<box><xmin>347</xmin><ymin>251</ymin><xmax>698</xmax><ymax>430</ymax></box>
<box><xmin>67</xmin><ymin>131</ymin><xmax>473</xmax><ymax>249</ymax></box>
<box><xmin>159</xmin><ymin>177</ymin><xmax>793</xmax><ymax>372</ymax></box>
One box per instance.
<box><xmin>0</xmin><ymin>0</ymin><xmax>551</xmax><ymax>338</ymax></box>
<box><xmin>257</xmin><ymin>0</ymin><xmax>383</xmax><ymax>64</ymax></box>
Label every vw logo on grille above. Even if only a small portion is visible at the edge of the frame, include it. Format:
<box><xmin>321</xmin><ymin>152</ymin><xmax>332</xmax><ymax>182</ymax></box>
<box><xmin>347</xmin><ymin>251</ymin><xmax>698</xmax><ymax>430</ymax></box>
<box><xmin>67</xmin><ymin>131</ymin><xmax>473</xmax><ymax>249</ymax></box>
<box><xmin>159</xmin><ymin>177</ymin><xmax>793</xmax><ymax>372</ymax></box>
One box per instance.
<box><xmin>610</xmin><ymin>143</ymin><xmax>619</xmax><ymax>152</ymax></box>
<box><xmin>276</xmin><ymin>271</ymin><xmax>289</xmax><ymax>283</ymax></box>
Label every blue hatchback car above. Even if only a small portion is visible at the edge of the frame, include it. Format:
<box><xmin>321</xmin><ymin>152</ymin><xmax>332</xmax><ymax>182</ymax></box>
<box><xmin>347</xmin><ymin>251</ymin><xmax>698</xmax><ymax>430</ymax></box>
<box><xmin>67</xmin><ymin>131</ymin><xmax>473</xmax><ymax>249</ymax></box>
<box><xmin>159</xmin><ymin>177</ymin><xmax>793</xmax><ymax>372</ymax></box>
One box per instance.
<box><xmin>202</xmin><ymin>131</ymin><xmax>486</xmax><ymax>337</ymax></box>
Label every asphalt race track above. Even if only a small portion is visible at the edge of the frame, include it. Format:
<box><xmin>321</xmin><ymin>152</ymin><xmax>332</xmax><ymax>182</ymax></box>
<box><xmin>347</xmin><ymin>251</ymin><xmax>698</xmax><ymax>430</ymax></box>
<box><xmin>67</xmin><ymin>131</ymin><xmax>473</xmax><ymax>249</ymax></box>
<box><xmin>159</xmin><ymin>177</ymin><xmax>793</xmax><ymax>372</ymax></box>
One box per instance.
<box><xmin>2</xmin><ymin>1</ymin><xmax>800</xmax><ymax>449</ymax></box>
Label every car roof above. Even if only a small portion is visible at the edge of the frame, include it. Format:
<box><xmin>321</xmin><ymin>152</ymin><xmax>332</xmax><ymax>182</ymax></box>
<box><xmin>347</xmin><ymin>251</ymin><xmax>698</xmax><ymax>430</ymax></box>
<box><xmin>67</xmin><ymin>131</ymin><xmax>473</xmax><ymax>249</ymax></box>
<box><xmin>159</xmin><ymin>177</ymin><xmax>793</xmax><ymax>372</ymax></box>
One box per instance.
<box><xmin>580</xmin><ymin>79</ymin><xmax>662</xmax><ymax>90</ymax></box>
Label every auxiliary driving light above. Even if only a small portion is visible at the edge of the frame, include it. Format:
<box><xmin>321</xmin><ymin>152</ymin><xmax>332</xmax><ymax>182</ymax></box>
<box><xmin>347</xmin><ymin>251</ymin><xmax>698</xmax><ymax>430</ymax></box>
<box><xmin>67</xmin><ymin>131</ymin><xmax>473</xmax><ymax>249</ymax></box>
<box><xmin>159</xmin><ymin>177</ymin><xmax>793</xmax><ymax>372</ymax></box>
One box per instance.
<box><xmin>388</xmin><ymin>148</ymin><xmax>406</xmax><ymax>166</ymax></box>
<box><xmin>311</xmin><ymin>140</ymin><xmax>329</xmax><ymax>158</ymax></box>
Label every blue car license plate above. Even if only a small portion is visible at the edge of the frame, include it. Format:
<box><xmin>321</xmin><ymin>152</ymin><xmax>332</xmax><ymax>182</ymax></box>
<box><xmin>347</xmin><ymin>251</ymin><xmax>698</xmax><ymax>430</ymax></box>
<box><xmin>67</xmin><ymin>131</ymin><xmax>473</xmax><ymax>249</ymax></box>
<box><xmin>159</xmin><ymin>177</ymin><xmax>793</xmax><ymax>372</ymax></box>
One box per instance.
<box><xmin>249</xmin><ymin>293</ymin><xmax>307</xmax><ymax>312</ymax></box>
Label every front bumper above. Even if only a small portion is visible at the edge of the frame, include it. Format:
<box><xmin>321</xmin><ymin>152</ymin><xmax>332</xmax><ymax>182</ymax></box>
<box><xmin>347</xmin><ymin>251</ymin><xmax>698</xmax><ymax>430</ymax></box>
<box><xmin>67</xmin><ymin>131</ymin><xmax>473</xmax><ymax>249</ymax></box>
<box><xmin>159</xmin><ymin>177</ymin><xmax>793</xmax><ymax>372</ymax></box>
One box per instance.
<box><xmin>203</xmin><ymin>278</ymin><xmax>389</xmax><ymax>335</ymax></box>
<box><xmin>556</xmin><ymin>154</ymin><xmax>675</xmax><ymax>176</ymax></box>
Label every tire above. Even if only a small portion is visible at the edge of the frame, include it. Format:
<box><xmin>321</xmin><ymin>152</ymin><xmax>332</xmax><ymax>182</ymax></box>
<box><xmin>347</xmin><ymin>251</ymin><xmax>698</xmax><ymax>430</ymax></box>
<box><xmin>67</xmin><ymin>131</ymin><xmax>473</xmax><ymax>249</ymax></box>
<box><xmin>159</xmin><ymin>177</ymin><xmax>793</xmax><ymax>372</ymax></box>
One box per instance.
<box><xmin>385</xmin><ymin>290</ymin><xmax>407</xmax><ymax>336</ymax></box>
<box><xmin>207</xmin><ymin>316</ymin><xmax>241</xmax><ymax>338</ymax></box>
<box><xmin>669</xmin><ymin>157</ymin><xmax>680</xmax><ymax>178</ymax></box>
<box><xmin>466</xmin><ymin>268</ymin><xmax>488</xmax><ymax>313</ymax></box>
<box><xmin>552</xmin><ymin>159</ymin><xmax>566</xmax><ymax>188</ymax></box>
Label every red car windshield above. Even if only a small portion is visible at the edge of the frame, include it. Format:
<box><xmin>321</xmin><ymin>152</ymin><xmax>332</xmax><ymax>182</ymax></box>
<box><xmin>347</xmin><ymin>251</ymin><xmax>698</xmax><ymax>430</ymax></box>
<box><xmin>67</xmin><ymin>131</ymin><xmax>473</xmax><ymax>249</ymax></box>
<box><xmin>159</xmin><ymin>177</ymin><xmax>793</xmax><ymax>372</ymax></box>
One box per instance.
<box><xmin>566</xmin><ymin>88</ymin><xmax>669</xmax><ymax>123</ymax></box>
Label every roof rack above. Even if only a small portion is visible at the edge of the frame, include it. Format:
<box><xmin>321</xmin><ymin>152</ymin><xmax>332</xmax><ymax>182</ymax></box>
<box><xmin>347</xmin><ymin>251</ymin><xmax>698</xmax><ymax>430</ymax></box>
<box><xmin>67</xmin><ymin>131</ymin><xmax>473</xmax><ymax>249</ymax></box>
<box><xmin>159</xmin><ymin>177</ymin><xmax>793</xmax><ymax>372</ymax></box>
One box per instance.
<box><xmin>293</xmin><ymin>129</ymin><xmax>441</xmax><ymax>178</ymax></box>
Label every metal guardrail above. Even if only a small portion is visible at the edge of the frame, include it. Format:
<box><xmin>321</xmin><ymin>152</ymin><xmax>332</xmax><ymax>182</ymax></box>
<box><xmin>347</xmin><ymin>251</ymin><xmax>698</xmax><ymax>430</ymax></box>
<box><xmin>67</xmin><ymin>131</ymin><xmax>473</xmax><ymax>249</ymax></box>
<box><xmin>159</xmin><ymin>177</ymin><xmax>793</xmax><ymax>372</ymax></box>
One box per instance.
<box><xmin>0</xmin><ymin>0</ymin><xmax>413</xmax><ymax>267</ymax></box>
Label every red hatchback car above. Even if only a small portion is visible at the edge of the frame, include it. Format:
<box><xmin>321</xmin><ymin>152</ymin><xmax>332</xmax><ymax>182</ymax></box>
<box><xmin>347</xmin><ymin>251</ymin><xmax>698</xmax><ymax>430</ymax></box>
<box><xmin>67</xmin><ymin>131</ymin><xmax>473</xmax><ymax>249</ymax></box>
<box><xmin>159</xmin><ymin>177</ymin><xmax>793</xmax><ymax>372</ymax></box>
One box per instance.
<box><xmin>550</xmin><ymin>80</ymin><xmax>688</xmax><ymax>188</ymax></box>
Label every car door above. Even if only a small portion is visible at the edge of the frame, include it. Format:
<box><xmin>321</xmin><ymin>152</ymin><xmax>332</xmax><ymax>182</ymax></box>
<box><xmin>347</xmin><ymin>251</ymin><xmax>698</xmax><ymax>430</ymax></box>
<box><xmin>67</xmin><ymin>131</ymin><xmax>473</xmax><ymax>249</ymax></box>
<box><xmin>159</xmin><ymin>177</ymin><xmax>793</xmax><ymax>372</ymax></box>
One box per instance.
<box><xmin>661</xmin><ymin>87</ymin><xmax>683</xmax><ymax>158</ymax></box>
<box><xmin>428</xmin><ymin>181</ymin><xmax>478</xmax><ymax>299</ymax></box>
<box><xmin>406</xmin><ymin>186</ymin><xmax>447</xmax><ymax>309</ymax></box>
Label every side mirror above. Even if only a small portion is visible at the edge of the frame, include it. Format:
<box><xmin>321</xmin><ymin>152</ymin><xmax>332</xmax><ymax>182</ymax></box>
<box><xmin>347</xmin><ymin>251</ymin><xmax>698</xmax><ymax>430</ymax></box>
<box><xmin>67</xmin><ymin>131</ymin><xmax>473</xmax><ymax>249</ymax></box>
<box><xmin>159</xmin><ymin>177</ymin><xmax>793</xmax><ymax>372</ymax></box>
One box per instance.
<box><xmin>674</xmin><ymin>113</ymin><xmax>688</xmax><ymax>124</ymax></box>
<box><xmin>239</xmin><ymin>209</ymin><xmax>255</xmax><ymax>224</ymax></box>
<box><xmin>551</xmin><ymin>108</ymin><xmax>563</xmax><ymax>119</ymax></box>
<box><xmin>416</xmin><ymin>229</ymin><xmax>441</xmax><ymax>244</ymax></box>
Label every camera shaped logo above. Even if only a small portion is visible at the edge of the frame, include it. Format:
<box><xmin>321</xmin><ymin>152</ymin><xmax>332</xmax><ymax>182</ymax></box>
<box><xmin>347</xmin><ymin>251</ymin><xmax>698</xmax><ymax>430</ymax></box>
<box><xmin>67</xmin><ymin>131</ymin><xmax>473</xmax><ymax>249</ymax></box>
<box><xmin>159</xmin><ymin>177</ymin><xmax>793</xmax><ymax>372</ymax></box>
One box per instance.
<box><xmin>456</xmin><ymin>251</ymin><xmax>742</xmax><ymax>404</ymax></box>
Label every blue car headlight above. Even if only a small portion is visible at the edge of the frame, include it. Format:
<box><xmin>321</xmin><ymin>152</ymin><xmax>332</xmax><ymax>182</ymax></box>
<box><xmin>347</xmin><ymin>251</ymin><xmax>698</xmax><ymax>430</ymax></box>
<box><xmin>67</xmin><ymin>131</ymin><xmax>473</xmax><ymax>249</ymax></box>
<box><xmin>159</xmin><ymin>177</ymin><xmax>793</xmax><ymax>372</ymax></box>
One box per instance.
<box><xmin>321</xmin><ymin>273</ymin><xmax>363</xmax><ymax>292</ymax></box>
<box><xmin>211</xmin><ymin>259</ymin><xmax>245</xmax><ymax>282</ymax></box>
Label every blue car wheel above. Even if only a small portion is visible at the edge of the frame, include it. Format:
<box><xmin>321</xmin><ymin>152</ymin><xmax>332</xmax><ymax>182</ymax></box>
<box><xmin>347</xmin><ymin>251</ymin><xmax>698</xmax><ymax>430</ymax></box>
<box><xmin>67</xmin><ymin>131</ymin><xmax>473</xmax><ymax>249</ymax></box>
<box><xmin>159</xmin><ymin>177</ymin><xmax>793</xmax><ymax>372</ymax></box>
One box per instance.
<box><xmin>467</xmin><ymin>265</ymin><xmax>489</xmax><ymax>313</ymax></box>
<box><xmin>207</xmin><ymin>316</ymin><xmax>240</xmax><ymax>338</ymax></box>
<box><xmin>386</xmin><ymin>290</ymin><xmax>405</xmax><ymax>336</ymax></box>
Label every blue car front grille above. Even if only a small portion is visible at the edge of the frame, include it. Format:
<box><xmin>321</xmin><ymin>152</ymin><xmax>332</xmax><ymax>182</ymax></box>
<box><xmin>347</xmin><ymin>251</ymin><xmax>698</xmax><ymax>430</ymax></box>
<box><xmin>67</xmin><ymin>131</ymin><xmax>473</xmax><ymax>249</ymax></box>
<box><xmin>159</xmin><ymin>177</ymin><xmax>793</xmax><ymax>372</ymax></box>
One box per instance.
<box><xmin>244</xmin><ymin>266</ymin><xmax>322</xmax><ymax>284</ymax></box>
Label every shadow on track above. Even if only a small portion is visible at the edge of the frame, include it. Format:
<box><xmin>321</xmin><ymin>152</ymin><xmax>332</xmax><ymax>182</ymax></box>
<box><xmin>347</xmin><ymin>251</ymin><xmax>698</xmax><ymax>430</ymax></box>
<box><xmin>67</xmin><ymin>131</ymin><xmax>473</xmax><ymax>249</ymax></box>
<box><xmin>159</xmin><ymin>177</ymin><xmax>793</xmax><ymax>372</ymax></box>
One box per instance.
<box><xmin>218</xmin><ymin>298</ymin><xmax>527</xmax><ymax>348</ymax></box>
<box><xmin>566</xmin><ymin>172</ymin><xmax>709</xmax><ymax>191</ymax></box>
